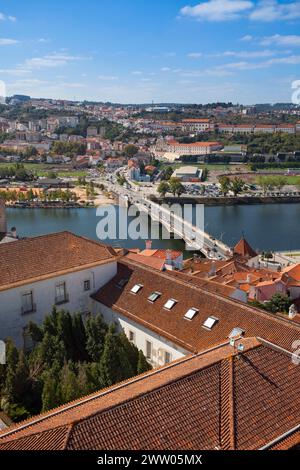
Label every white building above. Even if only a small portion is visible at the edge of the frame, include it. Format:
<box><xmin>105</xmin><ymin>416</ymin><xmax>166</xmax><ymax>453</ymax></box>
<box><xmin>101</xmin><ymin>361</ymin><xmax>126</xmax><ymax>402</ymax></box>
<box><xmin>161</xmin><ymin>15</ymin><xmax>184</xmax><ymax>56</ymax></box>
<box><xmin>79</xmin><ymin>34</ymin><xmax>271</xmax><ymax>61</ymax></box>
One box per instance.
<box><xmin>166</xmin><ymin>140</ymin><xmax>222</xmax><ymax>156</ymax></box>
<box><xmin>0</xmin><ymin>232</ymin><xmax>118</xmax><ymax>348</ymax></box>
<box><xmin>172</xmin><ymin>166</ymin><xmax>203</xmax><ymax>182</ymax></box>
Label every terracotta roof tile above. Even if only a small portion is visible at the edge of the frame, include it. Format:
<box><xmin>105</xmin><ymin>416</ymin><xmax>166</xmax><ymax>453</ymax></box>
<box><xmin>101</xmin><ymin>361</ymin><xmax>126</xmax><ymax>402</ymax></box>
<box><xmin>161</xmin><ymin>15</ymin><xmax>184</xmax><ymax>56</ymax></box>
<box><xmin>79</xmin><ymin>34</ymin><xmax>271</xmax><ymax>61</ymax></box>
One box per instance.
<box><xmin>93</xmin><ymin>260</ymin><xmax>300</xmax><ymax>354</ymax></box>
<box><xmin>0</xmin><ymin>232</ymin><xmax>117</xmax><ymax>291</ymax></box>
<box><xmin>1</xmin><ymin>339</ymin><xmax>299</xmax><ymax>450</ymax></box>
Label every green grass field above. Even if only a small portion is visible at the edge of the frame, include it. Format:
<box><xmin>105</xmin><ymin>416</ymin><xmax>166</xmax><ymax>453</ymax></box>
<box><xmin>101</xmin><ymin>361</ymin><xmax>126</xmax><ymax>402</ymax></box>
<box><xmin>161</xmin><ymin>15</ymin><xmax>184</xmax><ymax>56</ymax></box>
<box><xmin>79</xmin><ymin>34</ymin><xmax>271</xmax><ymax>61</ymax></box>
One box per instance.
<box><xmin>160</xmin><ymin>162</ymin><xmax>246</xmax><ymax>171</ymax></box>
<box><xmin>0</xmin><ymin>162</ymin><xmax>87</xmax><ymax>178</ymax></box>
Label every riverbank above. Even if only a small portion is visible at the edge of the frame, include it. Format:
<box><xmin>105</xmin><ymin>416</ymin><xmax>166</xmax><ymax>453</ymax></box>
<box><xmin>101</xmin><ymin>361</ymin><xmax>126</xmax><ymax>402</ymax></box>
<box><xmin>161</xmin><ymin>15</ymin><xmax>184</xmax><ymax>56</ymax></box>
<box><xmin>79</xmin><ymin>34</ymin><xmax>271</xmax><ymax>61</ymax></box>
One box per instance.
<box><xmin>152</xmin><ymin>195</ymin><xmax>300</xmax><ymax>206</ymax></box>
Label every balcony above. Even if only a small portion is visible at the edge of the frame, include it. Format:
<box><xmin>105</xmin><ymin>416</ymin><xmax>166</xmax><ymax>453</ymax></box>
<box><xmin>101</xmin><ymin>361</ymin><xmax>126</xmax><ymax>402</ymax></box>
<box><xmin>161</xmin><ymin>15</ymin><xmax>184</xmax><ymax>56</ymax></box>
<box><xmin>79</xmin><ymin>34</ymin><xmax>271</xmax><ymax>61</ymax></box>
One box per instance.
<box><xmin>55</xmin><ymin>294</ymin><xmax>70</xmax><ymax>306</ymax></box>
<box><xmin>21</xmin><ymin>303</ymin><xmax>37</xmax><ymax>315</ymax></box>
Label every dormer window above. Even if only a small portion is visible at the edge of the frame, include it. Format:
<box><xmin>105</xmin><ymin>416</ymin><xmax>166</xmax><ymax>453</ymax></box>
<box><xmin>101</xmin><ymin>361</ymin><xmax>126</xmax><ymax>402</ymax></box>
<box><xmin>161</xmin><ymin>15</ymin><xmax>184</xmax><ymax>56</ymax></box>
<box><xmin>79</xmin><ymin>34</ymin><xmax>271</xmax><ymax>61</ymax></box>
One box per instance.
<box><xmin>148</xmin><ymin>292</ymin><xmax>161</xmax><ymax>303</ymax></box>
<box><xmin>131</xmin><ymin>284</ymin><xmax>143</xmax><ymax>294</ymax></box>
<box><xmin>202</xmin><ymin>316</ymin><xmax>218</xmax><ymax>330</ymax></box>
<box><xmin>184</xmin><ymin>308</ymin><xmax>198</xmax><ymax>321</ymax></box>
<box><xmin>164</xmin><ymin>299</ymin><xmax>177</xmax><ymax>310</ymax></box>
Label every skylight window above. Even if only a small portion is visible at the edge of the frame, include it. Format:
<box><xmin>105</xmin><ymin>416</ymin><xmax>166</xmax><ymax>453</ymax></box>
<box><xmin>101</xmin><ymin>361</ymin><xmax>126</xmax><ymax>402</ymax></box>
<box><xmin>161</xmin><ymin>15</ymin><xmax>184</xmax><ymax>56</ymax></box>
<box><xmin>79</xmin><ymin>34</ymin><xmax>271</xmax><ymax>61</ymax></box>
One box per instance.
<box><xmin>229</xmin><ymin>327</ymin><xmax>245</xmax><ymax>339</ymax></box>
<box><xmin>202</xmin><ymin>316</ymin><xmax>218</xmax><ymax>330</ymax></box>
<box><xmin>131</xmin><ymin>284</ymin><xmax>143</xmax><ymax>294</ymax></box>
<box><xmin>184</xmin><ymin>308</ymin><xmax>199</xmax><ymax>321</ymax></box>
<box><xmin>164</xmin><ymin>299</ymin><xmax>177</xmax><ymax>310</ymax></box>
<box><xmin>148</xmin><ymin>292</ymin><xmax>161</xmax><ymax>303</ymax></box>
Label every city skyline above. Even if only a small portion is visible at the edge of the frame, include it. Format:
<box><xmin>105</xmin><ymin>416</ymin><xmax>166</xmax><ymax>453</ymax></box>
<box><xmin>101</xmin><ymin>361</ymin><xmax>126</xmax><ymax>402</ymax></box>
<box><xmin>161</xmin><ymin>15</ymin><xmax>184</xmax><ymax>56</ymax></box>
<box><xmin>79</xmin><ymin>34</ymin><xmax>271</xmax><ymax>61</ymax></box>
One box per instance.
<box><xmin>1</xmin><ymin>0</ymin><xmax>300</xmax><ymax>104</ymax></box>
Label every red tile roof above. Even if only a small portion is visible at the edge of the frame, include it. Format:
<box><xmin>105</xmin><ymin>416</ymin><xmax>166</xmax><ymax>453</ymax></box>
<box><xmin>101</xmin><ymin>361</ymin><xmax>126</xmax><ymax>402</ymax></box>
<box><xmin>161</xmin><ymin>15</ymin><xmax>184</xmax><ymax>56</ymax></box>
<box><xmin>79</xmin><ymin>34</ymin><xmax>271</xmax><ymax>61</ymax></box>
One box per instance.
<box><xmin>0</xmin><ymin>232</ymin><xmax>117</xmax><ymax>291</ymax></box>
<box><xmin>1</xmin><ymin>338</ymin><xmax>299</xmax><ymax>450</ymax></box>
<box><xmin>93</xmin><ymin>260</ymin><xmax>300</xmax><ymax>354</ymax></box>
<box><xmin>234</xmin><ymin>238</ymin><xmax>257</xmax><ymax>258</ymax></box>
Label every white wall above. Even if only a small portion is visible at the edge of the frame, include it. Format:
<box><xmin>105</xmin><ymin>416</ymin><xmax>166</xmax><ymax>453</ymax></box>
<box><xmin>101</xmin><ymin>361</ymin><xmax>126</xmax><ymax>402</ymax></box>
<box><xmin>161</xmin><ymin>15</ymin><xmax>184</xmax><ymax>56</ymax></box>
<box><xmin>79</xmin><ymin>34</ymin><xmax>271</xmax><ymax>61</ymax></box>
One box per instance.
<box><xmin>0</xmin><ymin>262</ymin><xmax>117</xmax><ymax>348</ymax></box>
<box><xmin>93</xmin><ymin>302</ymin><xmax>188</xmax><ymax>367</ymax></box>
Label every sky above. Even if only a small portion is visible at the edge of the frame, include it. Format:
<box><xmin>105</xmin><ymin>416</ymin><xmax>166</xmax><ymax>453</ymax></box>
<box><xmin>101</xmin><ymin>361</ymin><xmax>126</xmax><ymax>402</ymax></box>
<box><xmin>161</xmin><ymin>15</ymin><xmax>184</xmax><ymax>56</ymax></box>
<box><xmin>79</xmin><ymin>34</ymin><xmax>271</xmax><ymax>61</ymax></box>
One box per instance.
<box><xmin>0</xmin><ymin>0</ymin><xmax>300</xmax><ymax>104</ymax></box>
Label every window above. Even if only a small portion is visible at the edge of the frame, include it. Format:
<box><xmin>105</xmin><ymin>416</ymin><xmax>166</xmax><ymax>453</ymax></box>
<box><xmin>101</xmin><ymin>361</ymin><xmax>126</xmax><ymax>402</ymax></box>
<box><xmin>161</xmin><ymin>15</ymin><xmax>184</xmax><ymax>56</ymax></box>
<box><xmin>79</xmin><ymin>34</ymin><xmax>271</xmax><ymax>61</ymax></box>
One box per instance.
<box><xmin>148</xmin><ymin>292</ymin><xmax>161</xmax><ymax>303</ymax></box>
<box><xmin>164</xmin><ymin>351</ymin><xmax>172</xmax><ymax>364</ymax></box>
<box><xmin>131</xmin><ymin>284</ymin><xmax>143</xmax><ymax>294</ymax></box>
<box><xmin>184</xmin><ymin>308</ymin><xmax>199</xmax><ymax>321</ymax></box>
<box><xmin>128</xmin><ymin>330</ymin><xmax>135</xmax><ymax>344</ymax></box>
<box><xmin>146</xmin><ymin>340</ymin><xmax>152</xmax><ymax>360</ymax></box>
<box><xmin>164</xmin><ymin>299</ymin><xmax>177</xmax><ymax>310</ymax></box>
<box><xmin>22</xmin><ymin>291</ymin><xmax>35</xmax><ymax>314</ymax></box>
<box><xmin>83</xmin><ymin>280</ymin><xmax>91</xmax><ymax>292</ymax></box>
<box><xmin>55</xmin><ymin>282</ymin><xmax>68</xmax><ymax>305</ymax></box>
<box><xmin>202</xmin><ymin>316</ymin><xmax>218</xmax><ymax>330</ymax></box>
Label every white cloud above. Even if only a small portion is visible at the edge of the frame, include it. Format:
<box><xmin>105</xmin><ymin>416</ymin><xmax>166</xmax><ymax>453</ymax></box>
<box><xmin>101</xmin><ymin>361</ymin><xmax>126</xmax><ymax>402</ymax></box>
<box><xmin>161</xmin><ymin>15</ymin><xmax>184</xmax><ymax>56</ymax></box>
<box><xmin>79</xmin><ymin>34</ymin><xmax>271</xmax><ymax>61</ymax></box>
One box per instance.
<box><xmin>98</xmin><ymin>75</ymin><xmax>119</xmax><ymax>81</ymax></box>
<box><xmin>0</xmin><ymin>38</ymin><xmax>19</xmax><ymax>45</ymax></box>
<box><xmin>240</xmin><ymin>34</ymin><xmax>253</xmax><ymax>41</ymax></box>
<box><xmin>180</xmin><ymin>0</ymin><xmax>300</xmax><ymax>22</ymax></box>
<box><xmin>249</xmin><ymin>0</ymin><xmax>300</xmax><ymax>21</ymax></box>
<box><xmin>131</xmin><ymin>70</ymin><xmax>143</xmax><ymax>75</ymax></box>
<box><xmin>261</xmin><ymin>34</ymin><xmax>300</xmax><ymax>47</ymax></box>
<box><xmin>221</xmin><ymin>49</ymin><xmax>277</xmax><ymax>58</ymax></box>
<box><xmin>0</xmin><ymin>68</ymin><xmax>31</xmax><ymax>76</ymax></box>
<box><xmin>23</xmin><ymin>53</ymin><xmax>90</xmax><ymax>70</ymax></box>
<box><xmin>180</xmin><ymin>0</ymin><xmax>254</xmax><ymax>21</ymax></box>
<box><xmin>188</xmin><ymin>52</ymin><xmax>203</xmax><ymax>58</ymax></box>
<box><xmin>0</xmin><ymin>12</ymin><xmax>17</xmax><ymax>22</ymax></box>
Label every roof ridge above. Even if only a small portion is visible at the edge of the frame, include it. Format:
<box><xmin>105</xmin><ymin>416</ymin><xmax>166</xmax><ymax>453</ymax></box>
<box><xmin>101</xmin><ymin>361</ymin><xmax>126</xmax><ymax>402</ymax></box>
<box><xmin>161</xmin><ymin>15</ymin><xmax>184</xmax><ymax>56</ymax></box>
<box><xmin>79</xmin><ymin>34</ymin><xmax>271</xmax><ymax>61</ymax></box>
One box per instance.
<box><xmin>220</xmin><ymin>356</ymin><xmax>235</xmax><ymax>450</ymax></box>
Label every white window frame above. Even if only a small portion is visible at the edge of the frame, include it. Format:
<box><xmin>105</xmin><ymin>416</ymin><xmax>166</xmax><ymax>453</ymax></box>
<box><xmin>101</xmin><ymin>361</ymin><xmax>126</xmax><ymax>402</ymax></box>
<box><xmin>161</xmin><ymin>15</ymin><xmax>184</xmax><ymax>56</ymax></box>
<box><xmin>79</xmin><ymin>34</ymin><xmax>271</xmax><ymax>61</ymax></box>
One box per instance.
<box><xmin>21</xmin><ymin>291</ymin><xmax>34</xmax><ymax>314</ymax></box>
<box><xmin>55</xmin><ymin>281</ymin><xmax>68</xmax><ymax>305</ymax></box>
<box><xmin>184</xmin><ymin>308</ymin><xmax>199</xmax><ymax>321</ymax></box>
<box><xmin>131</xmin><ymin>284</ymin><xmax>143</xmax><ymax>294</ymax></box>
<box><xmin>146</xmin><ymin>340</ymin><xmax>153</xmax><ymax>360</ymax></box>
<box><xmin>164</xmin><ymin>299</ymin><xmax>177</xmax><ymax>310</ymax></box>
<box><xmin>202</xmin><ymin>316</ymin><xmax>218</xmax><ymax>330</ymax></box>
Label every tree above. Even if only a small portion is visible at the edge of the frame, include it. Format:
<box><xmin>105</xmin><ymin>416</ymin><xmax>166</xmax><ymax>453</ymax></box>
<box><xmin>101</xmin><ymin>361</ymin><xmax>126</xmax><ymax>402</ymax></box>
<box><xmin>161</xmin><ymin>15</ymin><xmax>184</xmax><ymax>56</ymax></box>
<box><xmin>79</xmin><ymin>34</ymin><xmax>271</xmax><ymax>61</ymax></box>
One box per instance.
<box><xmin>137</xmin><ymin>350</ymin><xmax>152</xmax><ymax>375</ymax></box>
<box><xmin>265</xmin><ymin>293</ymin><xmax>292</xmax><ymax>314</ymax></box>
<box><xmin>169</xmin><ymin>178</ymin><xmax>185</xmax><ymax>197</ymax></box>
<box><xmin>124</xmin><ymin>144</ymin><xmax>138</xmax><ymax>159</ymax></box>
<box><xmin>162</xmin><ymin>166</ymin><xmax>174</xmax><ymax>181</ymax></box>
<box><xmin>99</xmin><ymin>324</ymin><xmax>134</xmax><ymax>387</ymax></box>
<box><xmin>157</xmin><ymin>181</ymin><xmax>169</xmax><ymax>197</ymax></box>
<box><xmin>85</xmin><ymin>315</ymin><xmax>108</xmax><ymax>362</ymax></box>
<box><xmin>230</xmin><ymin>177</ymin><xmax>245</xmax><ymax>196</ymax></box>
<box><xmin>218</xmin><ymin>175</ymin><xmax>231</xmax><ymax>196</ymax></box>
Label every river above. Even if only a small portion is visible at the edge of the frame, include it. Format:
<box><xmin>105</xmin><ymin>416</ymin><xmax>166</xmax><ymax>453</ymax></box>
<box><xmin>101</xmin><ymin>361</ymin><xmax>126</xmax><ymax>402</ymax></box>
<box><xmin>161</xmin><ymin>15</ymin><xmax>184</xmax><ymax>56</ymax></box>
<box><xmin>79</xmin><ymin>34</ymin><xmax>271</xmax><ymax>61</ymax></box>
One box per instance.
<box><xmin>6</xmin><ymin>203</ymin><xmax>300</xmax><ymax>254</ymax></box>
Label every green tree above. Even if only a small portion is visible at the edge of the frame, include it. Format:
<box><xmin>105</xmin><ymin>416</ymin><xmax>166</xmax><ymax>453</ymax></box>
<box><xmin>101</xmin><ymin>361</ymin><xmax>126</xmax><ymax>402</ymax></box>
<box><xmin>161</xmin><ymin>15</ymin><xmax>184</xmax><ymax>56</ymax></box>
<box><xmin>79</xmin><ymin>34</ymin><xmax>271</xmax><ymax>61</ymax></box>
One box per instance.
<box><xmin>86</xmin><ymin>315</ymin><xmax>108</xmax><ymax>361</ymax></box>
<box><xmin>99</xmin><ymin>325</ymin><xmax>134</xmax><ymax>387</ymax></box>
<box><xmin>265</xmin><ymin>293</ymin><xmax>292</xmax><ymax>314</ymax></box>
<box><xmin>169</xmin><ymin>178</ymin><xmax>185</xmax><ymax>197</ymax></box>
<box><xmin>157</xmin><ymin>181</ymin><xmax>170</xmax><ymax>197</ymax></box>
<box><xmin>218</xmin><ymin>175</ymin><xmax>231</xmax><ymax>196</ymax></box>
<box><xmin>124</xmin><ymin>144</ymin><xmax>138</xmax><ymax>159</ymax></box>
<box><xmin>137</xmin><ymin>350</ymin><xmax>152</xmax><ymax>375</ymax></box>
<box><xmin>230</xmin><ymin>177</ymin><xmax>245</xmax><ymax>196</ymax></box>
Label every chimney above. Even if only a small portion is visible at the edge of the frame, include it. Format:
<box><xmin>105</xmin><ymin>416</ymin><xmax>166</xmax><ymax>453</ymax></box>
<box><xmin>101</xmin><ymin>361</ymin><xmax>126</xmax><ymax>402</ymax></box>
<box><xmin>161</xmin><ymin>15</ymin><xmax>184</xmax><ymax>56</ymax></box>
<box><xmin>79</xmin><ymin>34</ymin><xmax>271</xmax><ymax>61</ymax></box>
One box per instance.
<box><xmin>289</xmin><ymin>304</ymin><xmax>297</xmax><ymax>320</ymax></box>
<box><xmin>0</xmin><ymin>199</ymin><xmax>7</xmax><ymax>234</ymax></box>
<box><xmin>145</xmin><ymin>240</ymin><xmax>152</xmax><ymax>250</ymax></box>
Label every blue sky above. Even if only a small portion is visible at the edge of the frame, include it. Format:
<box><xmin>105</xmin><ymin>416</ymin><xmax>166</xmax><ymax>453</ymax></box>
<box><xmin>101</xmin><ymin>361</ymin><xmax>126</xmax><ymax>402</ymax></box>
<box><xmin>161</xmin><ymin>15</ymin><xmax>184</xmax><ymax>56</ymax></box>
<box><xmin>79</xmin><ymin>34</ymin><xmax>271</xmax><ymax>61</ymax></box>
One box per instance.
<box><xmin>0</xmin><ymin>0</ymin><xmax>300</xmax><ymax>103</ymax></box>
